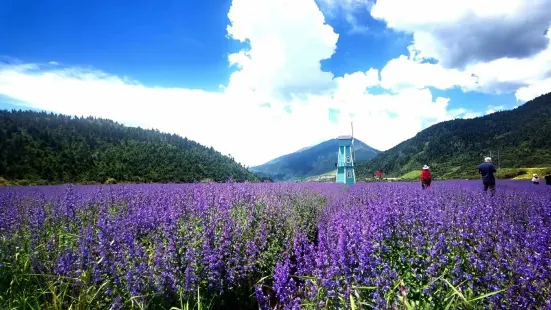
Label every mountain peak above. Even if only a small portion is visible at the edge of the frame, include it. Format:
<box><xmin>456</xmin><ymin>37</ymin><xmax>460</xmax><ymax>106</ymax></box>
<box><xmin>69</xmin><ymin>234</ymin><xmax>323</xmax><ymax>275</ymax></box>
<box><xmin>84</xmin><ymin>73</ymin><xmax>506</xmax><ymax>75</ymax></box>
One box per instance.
<box><xmin>250</xmin><ymin>138</ymin><xmax>380</xmax><ymax>181</ymax></box>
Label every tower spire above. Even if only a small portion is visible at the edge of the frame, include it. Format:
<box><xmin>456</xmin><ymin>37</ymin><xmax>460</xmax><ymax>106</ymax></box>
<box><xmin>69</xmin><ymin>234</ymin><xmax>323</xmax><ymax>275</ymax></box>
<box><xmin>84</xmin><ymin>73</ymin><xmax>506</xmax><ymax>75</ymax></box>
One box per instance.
<box><xmin>351</xmin><ymin>122</ymin><xmax>355</xmax><ymax>162</ymax></box>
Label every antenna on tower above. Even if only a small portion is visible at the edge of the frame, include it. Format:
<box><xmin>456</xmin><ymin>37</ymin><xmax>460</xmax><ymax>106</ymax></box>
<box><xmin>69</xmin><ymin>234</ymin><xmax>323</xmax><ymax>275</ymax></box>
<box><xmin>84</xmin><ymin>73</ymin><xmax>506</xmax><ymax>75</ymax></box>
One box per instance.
<box><xmin>351</xmin><ymin>121</ymin><xmax>355</xmax><ymax>163</ymax></box>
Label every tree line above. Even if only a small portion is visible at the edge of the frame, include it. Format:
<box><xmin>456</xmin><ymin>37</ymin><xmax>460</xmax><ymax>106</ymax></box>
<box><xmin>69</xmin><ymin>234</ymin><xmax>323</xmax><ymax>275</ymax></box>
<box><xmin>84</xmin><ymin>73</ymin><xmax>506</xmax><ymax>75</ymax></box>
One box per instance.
<box><xmin>356</xmin><ymin>92</ymin><xmax>551</xmax><ymax>179</ymax></box>
<box><xmin>0</xmin><ymin>110</ymin><xmax>265</xmax><ymax>184</ymax></box>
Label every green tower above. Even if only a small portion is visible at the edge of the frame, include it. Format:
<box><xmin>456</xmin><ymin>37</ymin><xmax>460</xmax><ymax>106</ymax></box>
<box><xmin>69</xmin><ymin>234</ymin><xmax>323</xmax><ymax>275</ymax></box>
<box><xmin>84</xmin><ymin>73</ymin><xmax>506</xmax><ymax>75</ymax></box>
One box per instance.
<box><xmin>335</xmin><ymin>133</ymin><xmax>356</xmax><ymax>185</ymax></box>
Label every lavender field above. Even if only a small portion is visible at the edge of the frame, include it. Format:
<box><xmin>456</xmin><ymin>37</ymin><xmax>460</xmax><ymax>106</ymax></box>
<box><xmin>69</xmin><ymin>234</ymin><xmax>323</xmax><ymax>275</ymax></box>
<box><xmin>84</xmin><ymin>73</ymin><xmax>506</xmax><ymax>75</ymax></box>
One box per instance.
<box><xmin>1</xmin><ymin>181</ymin><xmax>550</xmax><ymax>309</ymax></box>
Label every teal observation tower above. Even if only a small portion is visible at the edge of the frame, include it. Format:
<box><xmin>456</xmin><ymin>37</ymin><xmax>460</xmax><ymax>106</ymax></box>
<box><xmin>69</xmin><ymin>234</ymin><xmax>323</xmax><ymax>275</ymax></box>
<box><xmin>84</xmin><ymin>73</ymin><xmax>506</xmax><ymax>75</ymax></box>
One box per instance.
<box><xmin>335</xmin><ymin>123</ymin><xmax>356</xmax><ymax>185</ymax></box>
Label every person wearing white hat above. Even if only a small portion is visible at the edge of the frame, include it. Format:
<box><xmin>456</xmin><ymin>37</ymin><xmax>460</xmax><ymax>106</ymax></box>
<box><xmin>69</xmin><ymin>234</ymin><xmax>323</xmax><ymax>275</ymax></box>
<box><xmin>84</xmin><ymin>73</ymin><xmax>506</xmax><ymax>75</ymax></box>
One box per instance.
<box><xmin>478</xmin><ymin>157</ymin><xmax>497</xmax><ymax>196</ymax></box>
<box><xmin>532</xmin><ymin>173</ymin><xmax>540</xmax><ymax>185</ymax></box>
<box><xmin>420</xmin><ymin>165</ymin><xmax>432</xmax><ymax>190</ymax></box>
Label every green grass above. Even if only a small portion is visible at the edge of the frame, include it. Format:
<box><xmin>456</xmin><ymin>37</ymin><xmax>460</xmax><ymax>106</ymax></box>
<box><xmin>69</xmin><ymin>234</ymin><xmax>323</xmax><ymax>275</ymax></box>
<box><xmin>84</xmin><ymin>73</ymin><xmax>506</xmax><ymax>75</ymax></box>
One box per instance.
<box><xmin>302</xmin><ymin>170</ymin><xmax>337</xmax><ymax>182</ymax></box>
<box><xmin>441</xmin><ymin>166</ymin><xmax>461</xmax><ymax>179</ymax></box>
<box><xmin>504</xmin><ymin>167</ymin><xmax>551</xmax><ymax>180</ymax></box>
<box><xmin>395</xmin><ymin>167</ymin><xmax>551</xmax><ymax>181</ymax></box>
<box><xmin>400</xmin><ymin>170</ymin><xmax>420</xmax><ymax>180</ymax></box>
<box><xmin>265</xmin><ymin>166</ymin><xmax>551</xmax><ymax>183</ymax></box>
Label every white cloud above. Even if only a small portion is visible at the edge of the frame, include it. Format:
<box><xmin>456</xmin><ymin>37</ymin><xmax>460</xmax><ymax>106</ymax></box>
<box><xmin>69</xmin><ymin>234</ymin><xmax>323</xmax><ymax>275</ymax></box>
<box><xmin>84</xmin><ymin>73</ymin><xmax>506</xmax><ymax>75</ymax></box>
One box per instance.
<box><xmin>371</xmin><ymin>0</ymin><xmax>551</xmax><ymax>68</ymax></box>
<box><xmin>226</xmin><ymin>0</ymin><xmax>338</xmax><ymax>101</ymax></box>
<box><xmin>370</xmin><ymin>0</ymin><xmax>551</xmax><ymax>101</ymax></box>
<box><xmin>380</xmin><ymin>55</ymin><xmax>477</xmax><ymax>92</ymax></box>
<box><xmin>466</xmin><ymin>34</ymin><xmax>551</xmax><ymax>95</ymax></box>
<box><xmin>486</xmin><ymin>105</ymin><xmax>505</xmax><ymax>115</ymax></box>
<box><xmin>0</xmin><ymin>0</ymin><xmax>481</xmax><ymax>167</ymax></box>
<box><xmin>0</xmin><ymin>64</ymin><xmax>465</xmax><ymax>167</ymax></box>
<box><xmin>379</xmin><ymin>38</ymin><xmax>551</xmax><ymax>99</ymax></box>
<box><xmin>333</xmin><ymin>69</ymin><xmax>380</xmax><ymax>99</ymax></box>
<box><xmin>515</xmin><ymin>77</ymin><xmax>551</xmax><ymax>102</ymax></box>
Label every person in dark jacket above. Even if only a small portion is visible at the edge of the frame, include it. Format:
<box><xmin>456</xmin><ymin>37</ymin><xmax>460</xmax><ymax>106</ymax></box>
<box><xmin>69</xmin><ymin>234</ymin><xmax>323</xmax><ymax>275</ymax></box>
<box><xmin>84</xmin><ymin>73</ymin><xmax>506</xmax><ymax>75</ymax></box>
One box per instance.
<box><xmin>545</xmin><ymin>172</ymin><xmax>551</xmax><ymax>185</ymax></box>
<box><xmin>420</xmin><ymin>165</ymin><xmax>432</xmax><ymax>189</ymax></box>
<box><xmin>478</xmin><ymin>157</ymin><xmax>496</xmax><ymax>196</ymax></box>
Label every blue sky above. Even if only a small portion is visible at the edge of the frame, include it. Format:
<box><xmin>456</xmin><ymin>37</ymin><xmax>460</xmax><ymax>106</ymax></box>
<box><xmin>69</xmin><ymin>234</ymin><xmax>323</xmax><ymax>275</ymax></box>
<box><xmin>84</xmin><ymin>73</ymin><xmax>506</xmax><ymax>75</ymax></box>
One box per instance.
<box><xmin>1</xmin><ymin>0</ymin><xmax>237</xmax><ymax>89</ymax></box>
<box><xmin>1</xmin><ymin>0</ymin><xmax>550</xmax><ymax>166</ymax></box>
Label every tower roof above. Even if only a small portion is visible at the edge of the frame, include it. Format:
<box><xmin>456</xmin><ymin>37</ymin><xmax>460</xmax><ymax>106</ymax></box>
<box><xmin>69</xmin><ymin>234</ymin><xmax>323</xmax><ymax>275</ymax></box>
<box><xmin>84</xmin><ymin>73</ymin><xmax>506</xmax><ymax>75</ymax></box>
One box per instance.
<box><xmin>337</xmin><ymin>135</ymin><xmax>352</xmax><ymax>140</ymax></box>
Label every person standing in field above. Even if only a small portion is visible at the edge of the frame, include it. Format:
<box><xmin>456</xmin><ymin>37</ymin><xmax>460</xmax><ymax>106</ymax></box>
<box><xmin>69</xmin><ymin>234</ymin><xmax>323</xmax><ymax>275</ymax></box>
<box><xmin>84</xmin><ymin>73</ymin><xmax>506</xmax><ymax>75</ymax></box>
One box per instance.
<box><xmin>545</xmin><ymin>172</ymin><xmax>551</xmax><ymax>185</ymax></box>
<box><xmin>420</xmin><ymin>165</ymin><xmax>432</xmax><ymax>190</ymax></box>
<box><xmin>478</xmin><ymin>157</ymin><xmax>496</xmax><ymax>196</ymax></box>
<box><xmin>532</xmin><ymin>174</ymin><xmax>540</xmax><ymax>185</ymax></box>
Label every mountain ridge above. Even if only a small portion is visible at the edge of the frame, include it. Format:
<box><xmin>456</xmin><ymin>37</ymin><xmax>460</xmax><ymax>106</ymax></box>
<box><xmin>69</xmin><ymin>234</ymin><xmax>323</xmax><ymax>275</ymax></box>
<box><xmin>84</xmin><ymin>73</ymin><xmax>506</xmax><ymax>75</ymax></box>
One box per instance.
<box><xmin>0</xmin><ymin>109</ymin><xmax>260</xmax><ymax>184</ymax></box>
<box><xmin>251</xmin><ymin>138</ymin><xmax>380</xmax><ymax>181</ymax></box>
<box><xmin>355</xmin><ymin>92</ymin><xmax>551</xmax><ymax>180</ymax></box>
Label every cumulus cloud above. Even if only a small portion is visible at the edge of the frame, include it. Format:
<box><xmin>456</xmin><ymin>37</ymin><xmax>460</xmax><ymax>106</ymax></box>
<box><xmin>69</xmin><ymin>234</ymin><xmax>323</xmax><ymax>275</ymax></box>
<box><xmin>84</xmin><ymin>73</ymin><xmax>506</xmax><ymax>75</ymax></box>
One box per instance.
<box><xmin>368</xmin><ymin>0</ymin><xmax>551</xmax><ymax>100</ymax></box>
<box><xmin>0</xmin><ymin>62</ymin><xmax>466</xmax><ymax>166</ymax></box>
<box><xmin>226</xmin><ymin>0</ymin><xmax>338</xmax><ymax>101</ymax></box>
<box><xmin>0</xmin><ymin>0</ymin><xmax>480</xmax><ymax>166</ymax></box>
<box><xmin>467</xmin><ymin>39</ymin><xmax>551</xmax><ymax>97</ymax></box>
<box><xmin>515</xmin><ymin>77</ymin><xmax>551</xmax><ymax>102</ymax></box>
<box><xmin>333</xmin><ymin>69</ymin><xmax>380</xmax><ymax>99</ymax></box>
<box><xmin>379</xmin><ymin>40</ymin><xmax>551</xmax><ymax>98</ymax></box>
<box><xmin>371</xmin><ymin>0</ymin><xmax>551</xmax><ymax>68</ymax></box>
<box><xmin>380</xmin><ymin>55</ymin><xmax>477</xmax><ymax>92</ymax></box>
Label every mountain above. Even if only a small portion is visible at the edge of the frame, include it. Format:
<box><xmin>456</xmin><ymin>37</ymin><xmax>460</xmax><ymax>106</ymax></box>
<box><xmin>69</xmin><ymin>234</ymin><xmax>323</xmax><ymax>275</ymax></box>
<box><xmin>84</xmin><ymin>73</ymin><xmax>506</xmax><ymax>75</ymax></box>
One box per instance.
<box><xmin>0</xmin><ymin>110</ymin><xmax>259</xmax><ymax>185</ymax></box>
<box><xmin>250</xmin><ymin>138</ymin><xmax>380</xmax><ymax>181</ymax></box>
<box><xmin>356</xmin><ymin>92</ymin><xmax>551</xmax><ymax>180</ymax></box>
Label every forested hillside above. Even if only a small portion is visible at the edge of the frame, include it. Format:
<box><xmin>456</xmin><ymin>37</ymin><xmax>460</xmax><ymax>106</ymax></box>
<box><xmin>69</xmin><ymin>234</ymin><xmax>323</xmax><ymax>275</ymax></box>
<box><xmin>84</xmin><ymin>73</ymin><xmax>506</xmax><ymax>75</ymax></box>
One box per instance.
<box><xmin>0</xmin><ymin>110</ymin><xmax>259</xmax><ymax>184</ymax></box>
<box><xmin>356</xmin><ymin>92</ymin><xmax>551</xmax><ymax>180</ymax></box>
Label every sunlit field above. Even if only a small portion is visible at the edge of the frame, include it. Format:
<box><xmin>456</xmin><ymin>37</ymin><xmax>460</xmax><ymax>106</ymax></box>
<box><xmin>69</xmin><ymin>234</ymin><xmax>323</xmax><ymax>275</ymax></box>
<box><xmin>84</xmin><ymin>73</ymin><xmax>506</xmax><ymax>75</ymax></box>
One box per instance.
<box><xmin>1</xmin><ymin>181</ymin><xmax>550</xmax><ymax>309</ymax></box>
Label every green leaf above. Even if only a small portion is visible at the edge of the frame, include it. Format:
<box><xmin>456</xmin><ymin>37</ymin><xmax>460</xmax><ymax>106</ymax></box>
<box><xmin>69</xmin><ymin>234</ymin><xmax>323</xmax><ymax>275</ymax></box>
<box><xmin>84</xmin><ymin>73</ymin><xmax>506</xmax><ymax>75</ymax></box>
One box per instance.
<box><xmin>350</xmin><ymin>294</ymin><xmax>357</xmax><ymax>310</ymax></box>
<box><xmin>398</xmin><ymin>296</ymin><xmax>414</xmax><ymax>310</ymax></box>
<box><xmin>467</xmin><ymin>288</ymin><xmax>507</xmax><ymax>303</ymax></box>
<box><xmin>351</xmin><ymin>286</ymin><xmax>377</xmax><ymax>290</ymax></box>
<box><xmin>442</xmin><ymin>278</ymin><xmax>467</xmax><ymax>303</ymax></box>
<box><xmin>444</xmin><ymin>296</ymin><xmax>456</xmax><ymax>310</ymax></box>
<box><xmin>291</xmin><ymin>275</ymin><xmax>318</xmax><ymax>281</ymax></box>
<box><xmin>255</xmin><ymin>274</ymin><xmax>273</xmax><ymax>284</ymax></box>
